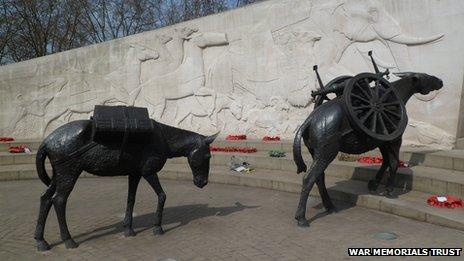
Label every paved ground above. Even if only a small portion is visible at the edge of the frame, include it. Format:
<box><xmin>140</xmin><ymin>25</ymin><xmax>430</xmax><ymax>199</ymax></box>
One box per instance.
<box><xmin>0</xmin><ymin>178</ymin><xmax>463</xmax><ymax>261</ymax></box>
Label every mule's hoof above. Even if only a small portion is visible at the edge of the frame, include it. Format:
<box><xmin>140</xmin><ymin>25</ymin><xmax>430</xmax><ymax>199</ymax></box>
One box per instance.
<box><xmin>64</xmin><ymin>239</ymin><xmax>79</xmax><ymax>249</ymax></box>
<box><xmin>368</xmin><ymin>180</ymin><xmax>378</xmax><ymax>191</ymax></box>
<box><xmin>297</xmin><ymin>219</ymin><xmax>310</xmax><ymax>227</ymax></box>
<box><xmin>36</xmin><ymin>240</ymin><xmax>51</xmax><ymax>252</ymax></box>
<box><xmin>153</xmin><ymin>226</ymin><xmax>164</xmax><ymax>235</ymax></box>
<box><xmin>385</xmin><ymin>188</ymin><xmax>396</xmax><ymax>198</ymax></box>
<box><xmin>124</xmin><ymin>228</ymin><xmax>136</xmax><ymax>237</ymax></box>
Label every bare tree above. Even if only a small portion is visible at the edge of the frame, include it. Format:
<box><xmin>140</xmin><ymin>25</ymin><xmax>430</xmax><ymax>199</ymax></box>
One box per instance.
<box><xmin>0</xmin><ymin>1</ymin><xmax>17</xmax><ymax>64</ymax></box>
<box><xmin>2</xmin><ymin>0</ymin><xmax>87</xmax><ymax>62</ymax></box>
<box><xmin>7</xmin><ymin>0</ymin><xmax>61</xmax><ymax>61</ymax></box>
<box><xmin>76</xmin><ymin>0</ymin><xmax>159</xmax><ymax>42</ymax></box>
<box><xmin>235</xmin><ymin>0</ymin><xmax>262</xmax><ymax>8</ymax></box>
<box><xmin>0</xmin><ymin>0</ymin><xmax>263</xmax><ymax>65</ymax></box>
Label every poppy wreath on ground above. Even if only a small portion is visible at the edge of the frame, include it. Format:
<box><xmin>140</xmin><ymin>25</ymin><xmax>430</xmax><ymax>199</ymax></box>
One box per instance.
<box><xmin>9</xmin><ymin>145</ymin><xmax>26</xmax><ymax>153</ymax></box>
<box><xmin>269</xmin><ymin>149</ymin><xmax>286</xmax><ymax>157</ymax></box>
<box><xmin>226</xmin><ymin>134</ymin><xmax>247</xmax><ymax>140</ymax></box>
<box><xmin>262</xmin><ymin>136</ymin><xmax>280</xmax><ymax>142</ymax></box>
<box><xmin>427</xmin><ymin>195</ymin><xmax>463</xmax><ymax>209</ymax></box>
<box><xmin>210</xmin><ymin>146</ymin><xmax>257</xmax><ymax>153</ymax></box>
<box><xmin>357</xmin><ymin>156</ymin><xmax>408</xmax><ymax>168</ymax></box>
<box><xmin>0</xmin><ymin>137</ymin><xmax>15</xmax><ymax>142</ymax></box>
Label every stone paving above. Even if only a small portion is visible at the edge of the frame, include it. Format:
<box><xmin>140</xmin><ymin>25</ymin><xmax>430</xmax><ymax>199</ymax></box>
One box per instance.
<box><xmin>0</xmin><ymin>178</ymin><xmax>463</xmax><ymax>261</ymax></box>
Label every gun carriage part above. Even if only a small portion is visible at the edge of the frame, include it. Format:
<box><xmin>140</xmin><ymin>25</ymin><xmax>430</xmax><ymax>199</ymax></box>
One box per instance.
<box><xmin>343</xmin><ymin>72</ymin><xmax>407</xmax><ymax>141</ymax></box>
<box><xmin>368</xmin><ymin>50</ymin><xmax>390</xmax><ymax>79</ymax></box>
<box><xmin>311</xmin><ymin>76</ymin><xmax>352</xmax><ymax>98</ymax></box>
<box><xmin>310</xmin><ymin>51</ymin><xmax>407</xmax><ymax>142</ymax></box>
<box><xmin>311</xmin><ymin>65</ymin><xmax>327</xmax><ymax>107</ymax></box>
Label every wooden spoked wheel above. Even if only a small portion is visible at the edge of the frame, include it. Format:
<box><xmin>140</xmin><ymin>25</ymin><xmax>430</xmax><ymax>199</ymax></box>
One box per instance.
<box><xmin>343</xmin><ymin>73</ymin><xmax>407</xmax><ymax>141</ymax></box>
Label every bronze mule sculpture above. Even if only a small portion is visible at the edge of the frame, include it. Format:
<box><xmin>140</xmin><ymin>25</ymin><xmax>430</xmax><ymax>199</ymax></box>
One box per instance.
<box><xmin>34</xmin><ymin>119</ymin><xmax>218</xmax><ymax>251</ymax></box>
<box><xmin>293</xmin><ymin>72</ymin><xmax>443</xmax><ymax>227</ymax></box>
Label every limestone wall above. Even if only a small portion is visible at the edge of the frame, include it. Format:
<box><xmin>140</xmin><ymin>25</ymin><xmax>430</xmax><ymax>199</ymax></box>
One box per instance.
<box><xmin>0</xmin><ymin>0</ymin><xmax>463</xmax><ymax>149</ymax></box>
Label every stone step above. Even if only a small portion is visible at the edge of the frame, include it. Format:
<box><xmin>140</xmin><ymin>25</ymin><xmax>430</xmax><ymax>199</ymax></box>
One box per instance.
<box><xmin>6</xmin><ymin>162</ymin><xmax>462</xmax><ymax>230</ymax></box>
<box><xmin>0</xmin><ymin>163</ymin><xmax>91</xmax><ymax>181</ymax></box>
<box><xmin>403</xmin><ymin>149</ymin><xmax>464</xmax><ymax>172</ymax></box>
<box><xmin>2</xmin><ymin>139</ymin><xmax>464</xmax><ymax>172</ymax></box>
<box><xmin>0</xmin><ymin>151</ymin><xmax>37</xmax><ymax>165</ymax></box>
<box><xmin>195</xmin><ymin>152</ymin><xmax>464</xmax><ymax>197</ymax></box>
<box><xmin>456</xmin><ymin>138</ymin><xmax>464</xmax><ymax>149</ymax></box>
<box><xmin>0</xmin><ymin>139</ymin><xmax>41</xmax><ymax>152</ymax></box>
<box><xmin>213</xmin><ymin>140</ymin><xmax>464</xmax><ymax>172</ymax></box>
<box><xmin>2</xmin><ymin>150</ymin><xmax>463</xmax><ymax>198</ymax></box>
<box><xmin>157</xmin><ymin>164</ymin><xmax>464</xmax><ymax>231</ymax></box>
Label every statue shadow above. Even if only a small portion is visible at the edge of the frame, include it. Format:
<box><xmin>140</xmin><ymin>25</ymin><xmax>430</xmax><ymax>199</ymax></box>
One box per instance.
<box><xmin>407</xmin><ymin>153</ymin><xmax>427</xmax><ymax>166</ymax></box>
<box><xmin>403</xmin><ymin>149</ymin><xmax>441</xmax><ymax>168</ymax></box>
<box><xmin>56</xmin><ymin>202</ymin><xmax>257</xmax><ymax>247</ymax></box>
<box><xmin>307</xmin><ymin>202</ymin><xmax>354</xmax><ymax>223</ymax></box>
<box><xmin>330</xmin><ymin>164</ymin><xmax>415</xmax><ymax>201</ymax></box>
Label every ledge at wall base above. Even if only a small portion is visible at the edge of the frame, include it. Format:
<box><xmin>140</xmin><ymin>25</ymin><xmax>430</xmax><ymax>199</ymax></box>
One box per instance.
<box><xmin>1</xmin><ymin>163</ymin><xmax>463</xmax><ymax>231</ymax></box>
<box><xmin>157</xmin><ymin>164</ymin><xmax>464</xmax><ymax>231</ymax></box>
<box><xmin>456</xmin><ymin>138</ymin><xmax>464</xmax><ymax>150</ymax></box>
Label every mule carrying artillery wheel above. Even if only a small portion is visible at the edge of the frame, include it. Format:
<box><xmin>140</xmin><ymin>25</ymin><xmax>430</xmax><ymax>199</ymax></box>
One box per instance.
<box><xmin>343</xmin><ymin>73</ymin><xmax>407</xmax><ymax>142</ymax></box>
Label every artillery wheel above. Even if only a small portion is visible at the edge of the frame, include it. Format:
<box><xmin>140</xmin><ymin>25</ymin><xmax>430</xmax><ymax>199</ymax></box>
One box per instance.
<box><xmin>343</xmin><ymin>73</ymin><xmax>407</xmax><ymax>142</ymax></box>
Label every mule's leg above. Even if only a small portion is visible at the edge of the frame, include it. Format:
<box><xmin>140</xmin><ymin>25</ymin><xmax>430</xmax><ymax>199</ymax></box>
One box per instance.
<box><xmin>315</xmin><ymin>174</ymin><xmax>336</xmax><ymax>213</ymax></box>
<box><xmin>385</xmin><ymin>139</ymin><xmax>402</xmax><ymax>197</ymax></box>
<box><xmin>295</xmin><ymin>153</ymin><xmax>337</xmax><ymax>227</ymax></box>
<box><xmin>367</xmin><ymin>145</ymin><xmax>390</xmax><ymax>192</ymax></box>
<box><xmin>52</xmin><ymin>172</ymin><xmax>80</xmax><ymax>249</ymax></box>
<box><xmin>34</xmin><ymin>181</ymin><xmax>56</xmax><ymax>251</ymax></box>
<box><xmin>123</xmin><ymin>175</ymin><xmax>141</xmax><ymax>237</ymax></box>
<box><xmin>308</xmin><ymin>148</ymin><xmax>336</xmax><ymax>213</ymax></box>
<box><xmin>143</xmin><ymin>174</ymin><xmax>166</xmax><ymax>235</ymax></box>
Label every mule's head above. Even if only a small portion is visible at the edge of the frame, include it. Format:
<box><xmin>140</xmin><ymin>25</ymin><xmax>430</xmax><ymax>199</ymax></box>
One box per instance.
<box><xmin>393</xmin><ymin>72</ymin><xmax>443</xmax><ymax>95</ymax></box>
<box><xmin>187</xmin><ymin>132</ymin><xmax>219</xmax><ymax>188</ymax></box>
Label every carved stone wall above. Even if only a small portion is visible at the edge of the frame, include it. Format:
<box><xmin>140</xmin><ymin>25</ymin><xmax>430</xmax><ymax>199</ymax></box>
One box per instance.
<box><xmin>457</xmin><ymin>68</ymin><xmax>464</xmax><ymax>139</ymax></box>
<box><xmin>1</xmin><ymin>0</ymin><xmax>463</xmax><ymax>149</ymax></box>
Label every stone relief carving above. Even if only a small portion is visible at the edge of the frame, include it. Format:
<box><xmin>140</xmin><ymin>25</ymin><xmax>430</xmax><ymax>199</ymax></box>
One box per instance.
<box><xmin>138</xmin><ymin>31</ymin><xmax>229</xmax><ymax>118</ymax></box>
<box><xmin>141</xmin><ymin>27</ymin><xmax>198</xmax><ymax>80</ymax></box>
<box><xmin>7</xmin><ymin>78</ymin><xmax>67</xmax><ymax>135</ymax></box>
<box><xmin>39</xmin><ymin>43</ymin><xmax>159</xmax><ymax>134</ymax></box>
<box><xmin>174</xmin><ymin>92</ymin><xmax>243</xmax><ymax>129</ymax></box>
<box><xmin>7</xmin><ymin>43</ymin><xmax>159</xmax><ymax>136</ymax></box>
<box><xmin>405</xmin><ymin>118</ymin><xmax>456</xmax><ymax>150</ymax></box>
<box><xmin>8</xmin><ymin>68</ymin><xmax>67</xmax><ymax>135</ymax></box>
<box><xmin>106</xmin><ymin>43</ymin><xmax>159</xmax><ymax>106</ymax></box>
<box><xmin>0</xmin><ymin>0</ymin><xmax>454</xmax><ymax>149</ymax></box>
<box><xmin>211</xmin><ymin>93</ymin><xmax>244</xmax><ymax>129</ymax></box>
<box><xmin>203</xmin><ymin>0</ymin><xmax>445</xmax><ymax>140</ymax></box>
<box><xmin>243</xmin><ymin>96</ymin><xmax>291</xmax><ymax>136</ymax></box>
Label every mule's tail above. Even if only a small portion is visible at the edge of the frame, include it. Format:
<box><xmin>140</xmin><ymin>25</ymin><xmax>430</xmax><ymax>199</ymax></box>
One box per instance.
<box><xmin>36</xmin><ymin>143</ymin><xmax>51</xmax><ymax>186</ymax></box>
<box><xmin>293</xmin><ymin>116</ymin><xmax>311</xmax><ymax>174</ymax></box>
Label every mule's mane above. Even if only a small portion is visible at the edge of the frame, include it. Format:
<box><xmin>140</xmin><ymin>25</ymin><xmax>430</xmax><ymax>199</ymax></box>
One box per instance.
<box><xmin>155</xmin><ymin>121</ymin><xmax>202</xmax><ymax>158</ymax></box>
<box><xmin>391</xmin><ymin>77</ymin><xmax>418</xmax><ymax>104</ymax></box>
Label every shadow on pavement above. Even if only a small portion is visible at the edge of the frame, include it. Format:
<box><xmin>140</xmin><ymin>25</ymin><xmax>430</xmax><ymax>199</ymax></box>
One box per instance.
<box><xmin>308</xmin><ymin>201</ymin><xmax>354</xmax><ymax>223</ymax></box>
<box><xmin>59</xmin><ymin>202</ymin><xmax>257</xmax><ymax>246</ymax></box>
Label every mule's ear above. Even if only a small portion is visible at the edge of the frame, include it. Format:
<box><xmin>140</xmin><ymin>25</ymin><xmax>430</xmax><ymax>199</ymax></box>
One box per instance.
<box><xmin>204</xmin><ymin>131</ymin><xmax>220</xmax><ymax>145</ymax></box>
